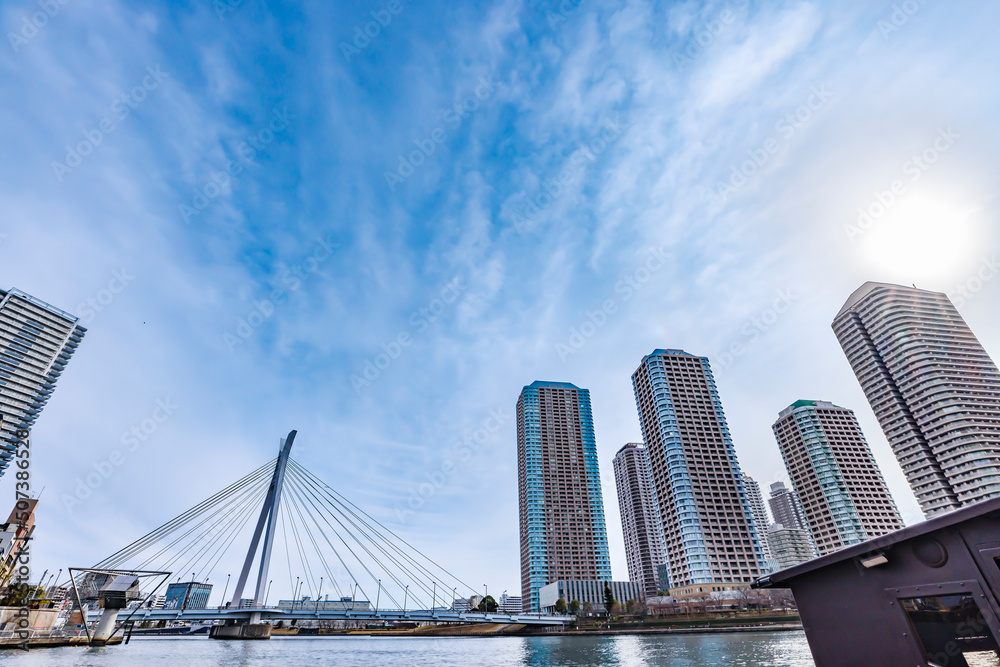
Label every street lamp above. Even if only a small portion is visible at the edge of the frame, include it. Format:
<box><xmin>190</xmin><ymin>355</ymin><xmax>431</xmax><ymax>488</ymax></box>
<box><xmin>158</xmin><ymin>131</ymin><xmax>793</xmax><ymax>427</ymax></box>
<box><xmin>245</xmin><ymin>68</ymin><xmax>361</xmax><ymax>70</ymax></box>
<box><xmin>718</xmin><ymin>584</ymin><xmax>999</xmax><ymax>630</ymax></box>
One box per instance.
<box><xmin>403</xmin><ymin>585</ymin><xmax>409</xmax><ymax>614</ymax></box>
<box><xmin>375</xmin><ymin>579</ymin><xmax>381</xmax><ymax>614</ymax></box>
<box><xmin>264</xmin><ymin>580</ymin><xmax>273</xmax><ymax>607</ymax></box>
<box><xmin>484</xmin><ymin>585</ymin><xmax>488</xmax><ymax>613</ymax></box>
<box><xmin>316</xmin><ymin>578</ymin><xmax>323</xmax><ymax>613</ymax></box>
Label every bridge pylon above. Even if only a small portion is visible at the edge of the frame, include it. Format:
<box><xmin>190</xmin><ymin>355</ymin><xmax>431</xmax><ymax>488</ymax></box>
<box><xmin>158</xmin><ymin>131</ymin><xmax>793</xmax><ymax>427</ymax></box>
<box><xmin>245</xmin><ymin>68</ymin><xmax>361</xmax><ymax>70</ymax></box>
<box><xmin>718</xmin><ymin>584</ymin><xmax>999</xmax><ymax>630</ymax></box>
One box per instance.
<box><xmin>210</xmin><ymin>429</ymin><xmax>295</xmax><ymax>640</ymax></box>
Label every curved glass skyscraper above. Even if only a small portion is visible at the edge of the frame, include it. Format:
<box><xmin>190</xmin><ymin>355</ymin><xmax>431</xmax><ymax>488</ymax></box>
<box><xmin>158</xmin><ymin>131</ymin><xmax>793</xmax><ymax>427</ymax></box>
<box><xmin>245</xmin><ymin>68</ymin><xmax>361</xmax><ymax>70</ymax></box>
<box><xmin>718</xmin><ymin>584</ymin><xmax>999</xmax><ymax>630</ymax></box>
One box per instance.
<box><xmin>833</xmin><ymin>282</ymin><xmax>1000</xmax><ymax>517</ymax></box>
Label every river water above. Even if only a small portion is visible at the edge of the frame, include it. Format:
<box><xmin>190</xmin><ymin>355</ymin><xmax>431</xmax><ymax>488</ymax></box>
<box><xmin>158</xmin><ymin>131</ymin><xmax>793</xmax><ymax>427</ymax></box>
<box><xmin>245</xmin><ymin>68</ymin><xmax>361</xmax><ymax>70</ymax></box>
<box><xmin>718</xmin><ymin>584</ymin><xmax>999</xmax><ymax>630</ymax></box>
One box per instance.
<box><xmin>0</xmin><ymin>632</ymin><xmax>816</xmax><ymax>666</ymax></box>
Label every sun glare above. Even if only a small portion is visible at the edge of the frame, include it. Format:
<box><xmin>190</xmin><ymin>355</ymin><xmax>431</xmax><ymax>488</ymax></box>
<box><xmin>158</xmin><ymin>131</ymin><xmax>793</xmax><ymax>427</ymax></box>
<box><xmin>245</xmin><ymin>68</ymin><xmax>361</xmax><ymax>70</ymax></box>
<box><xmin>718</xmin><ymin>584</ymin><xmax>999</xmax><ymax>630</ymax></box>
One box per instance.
<box><xmin>858</xmin><ymin>194</ymin><xmax>979</xmax><ymax>283</ymax></box>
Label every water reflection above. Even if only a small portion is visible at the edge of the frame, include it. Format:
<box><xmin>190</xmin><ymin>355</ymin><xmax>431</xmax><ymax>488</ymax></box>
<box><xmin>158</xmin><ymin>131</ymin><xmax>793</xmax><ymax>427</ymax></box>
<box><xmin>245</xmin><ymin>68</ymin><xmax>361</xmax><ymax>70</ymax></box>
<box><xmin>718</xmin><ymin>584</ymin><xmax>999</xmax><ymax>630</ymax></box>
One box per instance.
<box><xmin>521</xmin><ymin>633</ymin><xmax>815</xmax><ymax>667</ymax></box>
<box><xmin>7</xmin><ymin>632</ymin><xmax>816</xmax><ymax>667</ymax></box>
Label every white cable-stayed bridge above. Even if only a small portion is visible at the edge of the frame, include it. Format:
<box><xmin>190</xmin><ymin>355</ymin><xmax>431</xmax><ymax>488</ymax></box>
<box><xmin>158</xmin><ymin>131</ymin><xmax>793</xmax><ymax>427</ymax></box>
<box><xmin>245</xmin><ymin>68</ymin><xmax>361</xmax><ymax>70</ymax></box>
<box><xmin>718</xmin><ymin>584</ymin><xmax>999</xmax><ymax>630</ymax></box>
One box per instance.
<box><xmin>68</xmin><ymin>430</ymin><xmax>571</xmax><ymax>643</ymax></box>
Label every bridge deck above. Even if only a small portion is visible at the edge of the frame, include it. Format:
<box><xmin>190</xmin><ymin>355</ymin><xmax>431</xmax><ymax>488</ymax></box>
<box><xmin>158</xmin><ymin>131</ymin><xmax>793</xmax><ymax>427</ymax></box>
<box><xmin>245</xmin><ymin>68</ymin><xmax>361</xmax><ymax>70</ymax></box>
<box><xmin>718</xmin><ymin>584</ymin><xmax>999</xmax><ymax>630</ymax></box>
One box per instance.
<box><xmin>94</xmin><ymin>608</ymin><xmax>574</xmax><ymax>626</ymax></box>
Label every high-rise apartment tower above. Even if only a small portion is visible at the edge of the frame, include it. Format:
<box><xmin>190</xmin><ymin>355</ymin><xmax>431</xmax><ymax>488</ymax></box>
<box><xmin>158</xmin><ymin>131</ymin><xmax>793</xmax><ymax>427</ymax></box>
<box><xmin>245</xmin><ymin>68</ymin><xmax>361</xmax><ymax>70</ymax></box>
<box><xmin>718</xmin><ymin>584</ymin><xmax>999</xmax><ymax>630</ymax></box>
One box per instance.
<box><xmin>613</xmin><ymin>442</ymin><xmax>668</xmax><ymax>599</ymax></box>
<box><xmin>768</xmin><ymin>481</ymin><xmax>809</xmax><ymax>533</ymax></box>
<box><xmin>517</xmin><ymin>381</ymin><xmax>612</xmax><ymax>612</ymax></box>
<box><xmin>0</xmin><ymin>288</ymin><xmax>86</xmax><ymax>476</ymax></box>
<box><xmin>772</xmin><ymin>400</ymin><xmax>904</xmax><ymax>556</ymax></box>
<box><xmin>833</xmin><ymin>282</ymin><xmax>1000</xmax><ymax>517</ymax></box>
<box><xmin>766</xmin><ymin>524</ymin><xmax>817</xmax><ymax>571</ymax></box>
<box><xmin>631</xmin><ymin>349</ymin><xmax>765</xmax><ymax>597</ymax></box>
<box><xmin>742</xmin><ymin>473</ymin><xmax>772</xmax><ymax>564</ymax></box>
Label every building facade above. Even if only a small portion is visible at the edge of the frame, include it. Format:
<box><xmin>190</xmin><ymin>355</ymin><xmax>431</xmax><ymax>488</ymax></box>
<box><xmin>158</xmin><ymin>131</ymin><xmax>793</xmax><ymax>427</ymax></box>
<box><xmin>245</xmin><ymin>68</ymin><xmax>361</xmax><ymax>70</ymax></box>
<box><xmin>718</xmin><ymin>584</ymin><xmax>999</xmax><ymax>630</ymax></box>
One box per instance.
<box><xmin>517</xmin><ymin>381</ymin><xmax>612</xmax><ymax>612</ymax></box>
<box><xmin>768</xmin><ymin>481</ymin><xmax>809</xmax><ymax>533</ymax></box>
<box><xmin>538</xmin><ymin>580</ymin><xmax>642</xmax><ymax>614</ymax></box>
<box><xmin>833</xmin><ymin>281</ymin><xmax>1000</xmax><ymax>517</ymax></box>
<box><xmin>772</xmin><ymin>400</ymin><xmax>904</xmax><ymax>556</ymax></box>
<box><xmin>277</xmin><ymin>597</ymin><xmax>370</xmax><ymax>611</ymax></box>
<box><xmin>0</xmin><ymin>288</ymin><xmax>86</xmax><ymax>477</ymax></box>
<box><xmin>0</xmin><ymin>498</ymin><xmax>37</xmax><ymax>588</ymax></box>
<box><xmin>163</xmin><ymin>581</ymin><xmax>212</xmax><ymax>610</ymax></box>
<box><xmin>498</xmin><ymin>593</ymin><xmax>523</xmax><ymax>613</ymax></box>
<box><xmin>612</xmin><ymin>442</ymin><xmax>668</xmax><ymax>599</ymax></box>
<box><xmin>742</xmin><ymin>473</ymin><xmax>772</xmax><ymax>565</ymax></box>
<box><xmin>656</xmin><ymin>564</ymin><xmax>671</xmax><ymax>592</ymax></box>
<box><xmin>766</xmin><ymin>524</ymin><xmax>817</xmax><ymax>571</ymax></box>
<box><xmin>631</xmin><ymin>350</ymin><xmax>765</xmax><ymax>595</ymax></box>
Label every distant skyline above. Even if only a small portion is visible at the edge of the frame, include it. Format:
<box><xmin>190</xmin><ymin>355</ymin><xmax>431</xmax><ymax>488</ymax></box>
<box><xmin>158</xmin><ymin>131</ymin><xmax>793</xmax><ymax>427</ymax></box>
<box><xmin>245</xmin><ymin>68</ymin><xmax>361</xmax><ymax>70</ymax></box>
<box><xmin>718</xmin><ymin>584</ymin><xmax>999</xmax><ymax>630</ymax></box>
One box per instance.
<box><xmin>1</xmin><ymin>0</ymin><xmax>999</xmax><ymax>603</ymax></box>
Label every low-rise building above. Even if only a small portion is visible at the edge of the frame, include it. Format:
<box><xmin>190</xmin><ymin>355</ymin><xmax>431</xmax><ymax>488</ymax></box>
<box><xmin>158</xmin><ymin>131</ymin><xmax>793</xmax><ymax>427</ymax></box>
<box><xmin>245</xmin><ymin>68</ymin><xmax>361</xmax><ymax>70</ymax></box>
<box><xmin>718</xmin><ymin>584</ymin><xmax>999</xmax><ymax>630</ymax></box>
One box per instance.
<box><xmin>164</xmin><ymin>581</ymin><xmax>212</xmax><ymax>610</ymax></box>
<box><xmin>498</xmin><ymin>593</ymin><xmax>522</xmax><ymax>613</ymax></box>
<box><xmin>538</xmin><ymin>580</ymin><xmax>641</xmax><ymax>614</ymax></box>
<box><xmin>277</xmin><ymin>597</ymin><xmax>371</xmax><ymax>612</ymax></box>
<box><xmin>452</xmin><ymin>596</ymin><xmax>476</xmax><ymax>612</ymax></box>
<box><xmin>0</xmin><ymin>499</ymin><xmax>37</xmax><ymax>588</ymax></box>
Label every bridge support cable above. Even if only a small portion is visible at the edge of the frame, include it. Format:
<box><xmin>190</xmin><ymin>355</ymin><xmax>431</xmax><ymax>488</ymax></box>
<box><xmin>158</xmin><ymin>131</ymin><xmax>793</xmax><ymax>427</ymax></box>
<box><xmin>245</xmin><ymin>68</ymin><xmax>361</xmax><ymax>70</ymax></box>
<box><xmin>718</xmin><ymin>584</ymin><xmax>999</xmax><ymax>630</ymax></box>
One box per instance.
<box><xmin>285</xmin><ymin>463</ymin><xmax>452</xmax><ymax>610</ymax></box>
<box><xmin>281</xmin><ymin>477</ymin><xmax>346</xmax><ymax>600</ymax></box>
<box><xmin>283</xmin><ymin>494</ymin><xmax>319</xmax><ymax>601</ymax></box>
<box><xmin>288</xmin><ymin>466</ymin><xmax>448</xmax><ymax>599</ymax></box>
<box><xmin>136</xmin><ymin>474</ymin><xmax>270</xmax><ymax>575</ymax></box>
<box><xmin>281</xmin><ymin>483</ymin><xmax>345</xmax><ymax>600</ymax></box>
<box><xmin>276</xmin><ymin>475</ymin><xmax>369</xmax><ymax>605</ymax></box>
<box><xmin>276</xmin><ymin>469</ymin><xmax>393</xmax><ymax>609</ymax></box>
<box><xmin>162</xmin><ymin>482</ymin><xmax>271</xmax><ymax>585</ymax></box>
<box><xmin>92</xmin><ymin>460</ymin><xmax>275</xmax><ymax>573</ymax></box>
<box><xmin>288</xmin><ymin>459</ymin><xmax>479</xmax><ymax>603</ymax></box>
<box><xmin>285</xmin><ymin>469</ymin><xmax>440</xmax><ymax>608</ymax></box>
<box><xmin>284</xmin><ymin>468</ymin><xmax>436</xmax><ymax>608</ymax></box>
<box><xmin>283</xmin><ymin>466</ymin><xmax>436</xmax><ymax>608</ymax></box>
<box><xmin>290</xmin><ymin>458</ymin><xmax>477</xmax><ymax>592</ymax></box>
<box><xmin>199</xmin><ymin>483</ymin><xmax>271</xmax><ymax>583</ymax></box>
<box><xmin>280</xmin><ymin>499</ymin><xmax>296</xmax><ymax>601</ymax></box>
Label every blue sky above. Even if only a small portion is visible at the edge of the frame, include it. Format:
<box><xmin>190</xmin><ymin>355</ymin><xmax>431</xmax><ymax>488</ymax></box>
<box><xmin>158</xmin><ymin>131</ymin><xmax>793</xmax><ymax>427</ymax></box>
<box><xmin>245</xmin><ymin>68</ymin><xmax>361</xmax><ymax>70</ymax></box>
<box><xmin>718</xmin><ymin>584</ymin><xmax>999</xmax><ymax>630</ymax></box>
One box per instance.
<box><xmin>2</xmin><ymin>0</ymin><xmax>999</xmax><ymax>602</ymax></box>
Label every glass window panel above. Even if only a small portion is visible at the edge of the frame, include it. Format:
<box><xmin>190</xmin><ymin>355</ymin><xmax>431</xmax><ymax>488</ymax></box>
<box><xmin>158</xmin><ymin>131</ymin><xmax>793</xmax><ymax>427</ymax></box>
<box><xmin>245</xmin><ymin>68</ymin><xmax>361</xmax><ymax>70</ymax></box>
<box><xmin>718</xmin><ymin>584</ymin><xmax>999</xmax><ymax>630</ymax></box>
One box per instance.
<box><xmin>900</xmin><ymin>594</ymin><xmax>1000</xmax><ymax>667</ymax></box>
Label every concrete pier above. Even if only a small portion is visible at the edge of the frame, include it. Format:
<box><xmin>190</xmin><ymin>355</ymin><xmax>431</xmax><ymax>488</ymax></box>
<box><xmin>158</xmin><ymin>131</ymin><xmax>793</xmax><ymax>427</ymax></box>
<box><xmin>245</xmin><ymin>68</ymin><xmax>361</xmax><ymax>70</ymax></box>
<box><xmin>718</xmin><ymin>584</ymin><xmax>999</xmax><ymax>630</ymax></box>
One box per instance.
<box><xmin>209</xmin><ymin>623</ymin><xmax>272</xmax><ymax>640</ymax></box>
